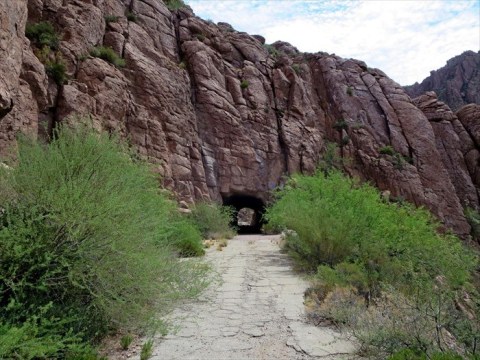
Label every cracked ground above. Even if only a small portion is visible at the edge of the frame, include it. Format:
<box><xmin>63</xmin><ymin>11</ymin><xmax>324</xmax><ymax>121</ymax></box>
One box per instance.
<box><xmin>151</xmin><ymin>235</ymin><xmax>357</xmax><ymax>360</ymax></box>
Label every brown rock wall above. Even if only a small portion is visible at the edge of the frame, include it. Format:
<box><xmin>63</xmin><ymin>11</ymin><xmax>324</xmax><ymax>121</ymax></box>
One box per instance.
<box><xmin>0</xmin><ymin>0</ymin><xmax>477</xmax><ymax>237</ymax></box>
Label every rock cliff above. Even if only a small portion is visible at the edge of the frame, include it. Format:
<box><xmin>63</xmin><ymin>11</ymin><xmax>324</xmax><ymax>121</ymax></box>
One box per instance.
<box><xmin>0</xmin><ymin>0</ymin><xmax>478</xmax><ymax>238</ymax></box>
<box><xmin>405</xmin><ymin>50</ymin><xmax>480</xmax><ymax>111</ymax></box>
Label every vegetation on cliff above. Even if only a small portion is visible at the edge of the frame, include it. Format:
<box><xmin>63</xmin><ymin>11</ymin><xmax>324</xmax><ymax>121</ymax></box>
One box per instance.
<box><xmin>266</xmin><ymin>170</ymin><xmax>479</xmax><ymax>358</ymax></box>
<box><xmin>0</xmin><ymin>126</ymin><xmax>209</xmax><ymax>358</ymax></box>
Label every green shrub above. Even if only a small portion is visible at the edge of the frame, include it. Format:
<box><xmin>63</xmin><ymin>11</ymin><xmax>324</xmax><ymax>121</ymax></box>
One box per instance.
<box><xmin>465</xmin><ymin>207</ymin><xmax>480</xmax><ymax>242</ymax></box>
<box><xmin>292</xmin><ymin>64</ymin><xmax>302</xmax><ymax>75</ymax></box>
<box><xmin>189</xmin><ymin>202</ymin><xmax>236</xmax><ymax>240</ymax></box>
<box><xmin>125</xmin><ymin>11</ymin><xmax>137</xmax><ymax>22</ymax></box>
<box><xmin>90</xmin><ymin>46</ymin><xmax>126</xmax><ymax>67</ymax></box>
<box><xmin>379</xmin><ymin>145</ymin><xmax>395</xmax><ymax>155</ymax></box>
<box><xmin>266</xmin><ymin>170</ymin><xmax>478</xmax><ymax>357</ymax></box>
<box><xmin>240</xmin><ymin>80</ymin><xmax>249</xmax><ymax>89</ymax></box>
<box><xmin>164</xmin><ymin>0</ymin><xmax>186</xmax><ymax>10</ymax></box>
<box><xmin>120</xmin><ymin>334</ymin><xmax>133</xmax><ymax>350</ymax></box>
<box><xmin>104</xmin><ymin>15</ymin><xmax>120</xmax><ymax>24</ymax></box>
<box><xmin>346</xmin><ymin>86</ymin><xmax>354</xmax><ymax>96</ymax></box>
<box><xmin>46</xmin><ymin>60</ymin><xmax>67</xmax><ymax>85</ymax></box>
<box><xmin>140</xmin><ymin>340</ymin><xmax>153</xmax><ymax>360</ymax></box>
<box><xmin>25</xmin><ymin>21</ymin><xmax>60</xmax><ymax>50</ymax></box>
<box><xmin>333</xmin><ymin>119</ymin><xmax>348</xmax><ymax>130</ymax></box>
<box><xmin>0</xmin><ymin>125</ymin><xmax>209</xmax><ymax>357</ymax></box>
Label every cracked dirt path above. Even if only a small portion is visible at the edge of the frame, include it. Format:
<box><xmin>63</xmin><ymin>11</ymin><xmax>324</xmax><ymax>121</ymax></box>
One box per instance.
<box><xmin>151</xmin><ymin>235</ymin><xmax>357</xmax><ymax>360</ymax></box>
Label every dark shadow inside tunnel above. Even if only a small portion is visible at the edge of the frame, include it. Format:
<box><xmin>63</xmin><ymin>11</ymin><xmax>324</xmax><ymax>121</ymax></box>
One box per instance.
<box><xmin>222</xmin><ymin>194</ymin><xmax>266</xmax><ymax>234</ymax></box>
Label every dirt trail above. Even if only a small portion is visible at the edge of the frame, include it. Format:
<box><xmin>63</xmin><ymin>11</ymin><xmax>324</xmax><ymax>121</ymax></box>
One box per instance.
<box><xmin>151</xmin><ymin>235</ymin><xmax>357</xmax><ymax>360</ymax></box>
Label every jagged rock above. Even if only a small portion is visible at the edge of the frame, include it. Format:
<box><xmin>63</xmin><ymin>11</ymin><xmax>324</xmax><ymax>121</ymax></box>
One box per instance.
<box><xmin>0</xmin><ymin>0</ymin><xmax>477</xmax><ymax>237</ymax></box>
<box><xmin>405</xmin><ymin>50</ymin><xmax>480</xmax><ymax>111</ymax></box>
<box><xmin>413</xmin><ymin>92</ymin><xmax>478</xmax><ymax>209</ymax></box>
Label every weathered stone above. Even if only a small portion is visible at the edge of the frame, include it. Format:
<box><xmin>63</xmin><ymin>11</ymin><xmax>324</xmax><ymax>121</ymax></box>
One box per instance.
<box><xmin>405</xmin><ymin>50</ymin><xmax>480</xmax><ymax>111</ymax></box>
<box><xmin>0</xmin><ymin>0</ymin><xmax>477</xmax><ymax>237</ymax></box>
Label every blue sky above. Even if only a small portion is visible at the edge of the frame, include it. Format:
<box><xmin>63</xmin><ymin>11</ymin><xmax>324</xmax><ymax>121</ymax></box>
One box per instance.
<box><xmin>184</xmin><ymin>0</ymin><xmax>480</xmax><ymax>85</ymax></box>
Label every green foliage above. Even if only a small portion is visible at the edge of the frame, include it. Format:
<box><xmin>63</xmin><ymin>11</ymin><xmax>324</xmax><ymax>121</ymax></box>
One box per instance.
<box><xmin>465</xmin><ymin>207</ymin><xmax>480</xmax><ymax>241</ymax></box>
<box><xmin>104</xmin><ymin>15</ymin><xmax>120</xmax><ymax>24</ymax></box>
<box><xmin>46</xmin><ymin>60</ymin><xmax>67</xmax><ymax>85</ymax></box>
<box><xmin>264</xmin><ymin>44</ymin><xmax>280</xmax><ymax>58</ymax></box>
<box><xmin>266</xmin><ymin>170</ymin><xmax>475</xmax><ymax>289</ymax></box>
<box><xmin>318</xmin><ymin>142</ymin><xmax>344</xmax><ymax>174</ymax></box>
<box><xmin>125</xmin><ymin>11</ymin><xmax>137</xmax><ymax>22</ymax></box>
<box><xmin>292</xmin><ymin>64</ymin><xmax>302</xmax><ymax>75</ymax></box>
<box><xmin>25</xmin><ymin>21</ymin><xmax>60</xmax><ymax>50</ymax></box>
<box><xmin>240</xmin><ymin>80</ymin><xmax>249</xmax><ymax>89</ymax></box>
<box><xmin>333</xmin><ymin>119</ymin><xmax>348</xmax><ymax>130</ymax></box>
<box><xmin>388</xmin><ymin>349</ymin><xmax>465</xmax><ymax>360</ymax></box>
<box><xmin>120</xmin><ymin>335</ymin><xmax>133</xmax><ymax>350</ymax></box>
<box><xmin>346</xmin><ymin>86</ymin><xmax>354</xmax><ymax>96</ymax></box>
<box><xmin>90</xmin><ymin>46</ymin><xmax>126</xmax><ymax>68</ymax></box>
<box><xmin>266</xmin><ymin>170</ymin><xmax>478</xmax><ymax>357</ymax></box>
<box><xmin>189</xmin><ymin>202</ymin><xmax>236</xmax><ymax>240</ymax></box>
<box><xmin>0</xmin><ymin>125</ymin><xmax>209</xmax><ymax>357</ymax></box>
<box><xmin>164</xmin><ymin>0</ymin><xmax>186</xmax><ymax>10</ymax></box>
<box><xmin>379</xmin><ymin>145</ymin><xmax>395</xmax><ymax>155</ymax></box>
<box><xmin>140</xmin><ymin>340</ymin><xmax>154</xmax><ymax>360</ymax></box>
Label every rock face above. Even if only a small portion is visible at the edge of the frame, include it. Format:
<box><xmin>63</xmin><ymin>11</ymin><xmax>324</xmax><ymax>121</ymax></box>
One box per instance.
<box><xmin>405</xmin><ymin>51</ymin><xmax>480</xmax><ymax>111</ymax></box>
<box><xmin>0</xmin><ymin>0</ymin><xmax>478</xmax><ymax>238</ymax></box>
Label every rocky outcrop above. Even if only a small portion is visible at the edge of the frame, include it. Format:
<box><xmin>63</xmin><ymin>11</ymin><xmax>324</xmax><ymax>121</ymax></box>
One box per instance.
<box><xmin>0</xmin><ymin>0</ymin><xmax>477</xmax><ymax>238</ymax></box>
<box><xmin>405</xmin><ymin>51</ymin><xmax>480</xmax><ymax>111</ymax></box>
<box><xmin>413</xmin><ymin>92</ymin><xmax>479</xmax><ymax>209</ymax></box>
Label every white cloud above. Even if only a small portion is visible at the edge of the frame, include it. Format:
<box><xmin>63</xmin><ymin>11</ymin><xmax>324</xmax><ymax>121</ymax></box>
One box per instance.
<box><xmin>185</xmin><ymin>0</ymin><xmax>480</xmax><ymax>85</ymax></box>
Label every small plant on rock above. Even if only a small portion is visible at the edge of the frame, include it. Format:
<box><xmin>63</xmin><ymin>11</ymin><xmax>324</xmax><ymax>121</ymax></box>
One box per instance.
<box><xmin>25</xmin><ymin>21</ymin><xmax>60</xmax><ymax>50</ymax></box>
<box><xmin>333</xmin><ymin>119</ymin><xmax>348</xmax><ymax>130</ymax></box>
<box><xmin>164</xmin><ymin>0</ymin><xmax>186</xmax><ymax>10</ymax></box>
<box><xmin>105</xmin><ymin>15</ymin><xmax>120</xmax><ymax>24</ymax></box>
<box><xmin>90</xmin><ymin>46</ymin><xmax>126</xmax><ymax>68</ymax></box>
<box><xmin>379</xmin><ymin>145</ymin><xmax>395</xmax><ymax>156</ymax></box>
<box><xmin>240</xmin><ymin>80</ymin><xmax>249</xmax><ymax>89</ymax></box>
<box><xmin>346</xmin><ymin>86</ymin><xmax>354</xmax><ymax>96</ymax></box>
<box><xmin>125</xmin><ymin>11</ymin><xmax>137</xmax><ymax>22</ymax></box>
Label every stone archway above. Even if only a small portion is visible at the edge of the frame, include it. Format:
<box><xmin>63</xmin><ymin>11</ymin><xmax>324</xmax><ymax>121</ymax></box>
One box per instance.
<box><xmin>222</xmin><ymin>194</ymin><xmax>266</xmax><ymax>234</ymax></box>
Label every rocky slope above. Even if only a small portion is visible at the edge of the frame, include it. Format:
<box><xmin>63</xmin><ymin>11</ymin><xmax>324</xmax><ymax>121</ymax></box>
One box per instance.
<box><xmin>405</xmin><ymin>50</ymin><xmax>480</xmax><ymax>111</ymax></box>
<box><xmin>0</xmin><ymin>0</ymin><xmax>479</xmax><ymax>238</ymax></box>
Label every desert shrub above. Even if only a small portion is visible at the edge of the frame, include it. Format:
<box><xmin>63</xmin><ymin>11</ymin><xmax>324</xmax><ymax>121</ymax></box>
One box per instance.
<box><xmin>379</xmin><ymin>145</ymin><xmax>395</xmax><ymax>155</ymax></box>
<box><xmin>104</xmin><ymin>15</ymin><xmax>120</xmax><ymax>24</ymax></box>
<box><xmin>0</xmin><ymin>125</ymin><xmax>209</xmax><ymax>357</ymax></box>
<box><xmin>25</xmin><ymin>21</ymin><xmax>60</xmax><ymax>50</ymax></box>
<box><xmin>465</xmin><ymin>207</ymin><xmax>480</xmax><ymax>242</ymax></box>
<box><xmin>46</xmin><ymin>60</ymin><xmax>67</xmax><ymax>85</ymax></box>
<box><xmin>346</xmin><ymin>86</ymin><xmax>354</xmax><ymax>96</ymax></box>
<box><xmin>333</xmin><ymin>119</ymin><xmax>348</xmax><ymax>130</ymax></box>
<box><xmin>266</xmin><ymin>170</ymin><xmax>478</xmax><ymax>357</ymax></box>
<box><xmin>90</xmin><ymin>46</ymin><xmax>126</xmax><ymax>68</ymax></box>
<box><xmin>164</xmin><ymin>0</ymin><xmax>186</xmax><ymax>10</ymax></box>
<box><xmin>125</xmin><ymin>11</ymin><xmax>137</xmax><ymax>22</ymax></box>
<box><xmin>240</xmin><ymin>80</ymin><xmax>249</xmax><ymax>89</ymax></box>
<box><xmin>120</xmin><ymin>335</ymin><xmax>133</xmax><ymax>350</ymax></box>
<box><xmin>189</xmin><ymin>202</ymin><xmax>236</xmax><ymax>240</ymax></box>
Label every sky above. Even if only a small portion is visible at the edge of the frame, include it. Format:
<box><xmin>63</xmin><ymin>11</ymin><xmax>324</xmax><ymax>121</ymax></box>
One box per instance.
<box><xmin>184</xmin><ymin>0</ymin><xmax>480</xmax><ymax>85</ymax></box>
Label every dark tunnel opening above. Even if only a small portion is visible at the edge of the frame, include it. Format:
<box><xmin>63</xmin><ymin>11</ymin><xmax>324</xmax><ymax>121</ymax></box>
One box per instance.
<box><xmin>222</xmin><ymin>194</ymin><xmax>266</xmax><ymax>234</ymax></box>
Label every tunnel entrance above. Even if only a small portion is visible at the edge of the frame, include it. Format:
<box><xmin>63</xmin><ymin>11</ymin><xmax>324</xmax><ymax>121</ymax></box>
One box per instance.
<box><xmin>222</xmin><ymin>194</ymin><xmax>265</xmax><ymax>234</ymax></box>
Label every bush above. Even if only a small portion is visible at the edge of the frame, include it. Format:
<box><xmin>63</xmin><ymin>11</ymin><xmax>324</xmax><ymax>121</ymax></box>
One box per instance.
<box><xmin>379</xmin><ymin>145</ymin><xmax>395</xmax><ymax>155</ymax></box>
<box><xmin>189</xmin><ymin>202</ymin><xmax>236</xmax><ymax>240</ymax></box>
<box><xmin>266</xmin><ymin>170</ymin><xmax>478</xmax><ymax>357</ymax></box>
<box><xmin>0</xmin><ymin>125</ymin><xmax>209</xmax><ymax>358</ymax></box>
<box><xmin>125</xmin><ymin>11</ymin><xmax>137</xmax><ymax>22</ymax></box>
<box><xmin>90</xmin><ymin>46</ymin><xmax>126</xmax><ymax>68</ymax></box>
<box><xmin>104</xmin><ymin>15</ymin><xmax>120</xmax><ymax>24</ymax></box>
<box><xmin>46</xmin><ymin>60</ymin><xmax>67</xmax><ymax>85</ymax></box>
<box><xmin>164</xmin><ymin>0</ymin><xmax>186</xmax><ymax>10</ymax></box>
<box><xmin>25</xmin><ymin>21</ymin><xmax>60</xmax><ymax>50</ymax></box>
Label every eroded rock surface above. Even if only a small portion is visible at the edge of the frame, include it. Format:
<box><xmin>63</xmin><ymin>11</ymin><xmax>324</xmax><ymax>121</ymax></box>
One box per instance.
<box><xmin>405</xmin><ymin>50</ymin><xmax>480</xmax><ymax>112</ymax></box>
<box><xmin>152</xmin><ymin>235</ymin><xmax>357</xmax><ymax>360</ymax></box>
<box><xmin>0</xmin><ymin>0</ymin><xmax>478</xmax><ymax>237</ymax></box>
